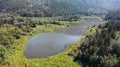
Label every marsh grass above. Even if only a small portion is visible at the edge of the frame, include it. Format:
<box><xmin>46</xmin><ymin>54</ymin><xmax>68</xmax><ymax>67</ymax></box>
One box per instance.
<box><xmin>7</xmin><ymin>24</ymin><xmax>79</xmax><ymax>67</ymax></box>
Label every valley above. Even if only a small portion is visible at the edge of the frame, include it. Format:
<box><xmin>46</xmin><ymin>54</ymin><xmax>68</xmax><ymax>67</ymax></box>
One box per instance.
<box><xmin>0</xmin><ymin>0</ymin><xmax>120</xmax><ymax>67</ymax></box>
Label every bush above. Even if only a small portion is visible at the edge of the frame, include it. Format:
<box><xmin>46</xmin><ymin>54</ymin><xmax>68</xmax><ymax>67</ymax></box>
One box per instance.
<box><xmin>0</xmin><ymin>45</ymin><xmax>6</xmax><ymax>64</ymax></box>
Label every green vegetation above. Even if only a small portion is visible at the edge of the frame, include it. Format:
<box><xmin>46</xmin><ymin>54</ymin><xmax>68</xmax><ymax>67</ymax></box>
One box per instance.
<box><xmin>82</xmin><ymin>25</ymin><xmax>96</xmax><ymax>35</ymax></box>
<box><xmin>71</xmin><ymin>10</ymin><xmax>120</xmax><ymax>67</ymax></box>
<box><xmin>0</xmin><ymin>0</ymin><xmax>120</xmax><ymax>67</ymax></box>
<box><xmin>0</xmin><ymin>16</ymin><xmax>82</xmax><ymax>67</ymax></box>
<box><xmin>81</xmin><ymin>16</ymin><xmax>103</xmax><ymax>20</ymax></box>
<box><xmin>8</xmin><ymin>36</ymin><xmax>80</xmax><ymax>67</ymax></box>
<box><xmin>1</xmin><ymin>0</ymin><xmax>120</xmax><ymax>17</ymax></box>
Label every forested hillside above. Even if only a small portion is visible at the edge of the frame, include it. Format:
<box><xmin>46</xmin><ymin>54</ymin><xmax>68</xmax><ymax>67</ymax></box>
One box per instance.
<box><xmin>0</xmin><ymin>0</ymin><xmax>120</xmax><ymax>17</ymax></box>
<box><xmin>105</xmin><ymin>10</ymin><xmax>120</xmax><ymax>21</ymax></box>
<box><xmin>71</xmin><ymin>10</ymin><xmax>120</xmax><ymax>67</ymax></box>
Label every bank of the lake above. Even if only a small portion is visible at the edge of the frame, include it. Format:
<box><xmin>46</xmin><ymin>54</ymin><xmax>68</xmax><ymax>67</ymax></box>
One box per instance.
<box><xmin>7</xmin><ymin>17</ymin><xmax>102</xmax><ymax>67</ymax></box>
<box><xmin>24</xmin><ymin>17</ymin><xmax>102</xmax><ymax>59</ymax></box>
<box><xmin>7</xmin><ymin>24</ymin><xmax>80</xmax><ymax>67</ymax></box>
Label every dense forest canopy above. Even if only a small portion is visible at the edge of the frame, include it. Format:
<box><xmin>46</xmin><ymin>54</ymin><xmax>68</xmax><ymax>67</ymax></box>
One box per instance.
<box><xmin>71</xmin><ymin>10</ymin><xmax>120</xmax><ymax>67</ymax></box>
<box><xmin>0</xmin><ymin>0</ymin><xmax>120</xmax><ymax>17</ymax></box>
<box><xmin>105</xmin><ymin>10</ymin><xmax>120</xmax><ymax>21</ymax></box>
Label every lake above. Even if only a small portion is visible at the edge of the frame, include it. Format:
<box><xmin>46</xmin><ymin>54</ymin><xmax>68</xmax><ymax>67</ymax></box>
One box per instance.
<box><xmin>24</xmin><ymin>17</ymin><xmax>102</xmax><ymax>59</ymax></box>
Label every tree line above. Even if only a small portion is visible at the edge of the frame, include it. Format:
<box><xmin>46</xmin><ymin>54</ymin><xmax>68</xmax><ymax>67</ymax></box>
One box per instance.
<box><xmin>70</xmin><ymin>10</ymin><xmax>120</xmax><ymax>67</ymax></box>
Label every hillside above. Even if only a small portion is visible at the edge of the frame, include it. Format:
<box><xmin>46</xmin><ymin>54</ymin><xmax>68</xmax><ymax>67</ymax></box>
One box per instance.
<box><xmin>71</xmin><ymin>10</ymin><xmax>120</xmax><ymax>67</ymax></box>
<box><xmin>0</xmin><ymin>0</ymin><xmax>120</xmax><ymax>17</ymax></box>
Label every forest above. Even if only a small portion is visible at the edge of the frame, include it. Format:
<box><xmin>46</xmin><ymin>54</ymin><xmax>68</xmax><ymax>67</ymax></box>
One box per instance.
<box><xmin>0</xmin><ymin>0</ymin><xmax>120</xmax><ymax>17</ymax></box>
<box><xmin>71</xmin><ymin>10</ymin><xmax>120</xmax><ymax>67</ymax></box>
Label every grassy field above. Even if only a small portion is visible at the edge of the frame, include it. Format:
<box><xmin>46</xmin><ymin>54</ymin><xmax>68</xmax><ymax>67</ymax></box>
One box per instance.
<box><xmin>82</xmin><ymin>26</ymin><xmax>97</xmax><ymax>35</ymax></box>
<box><xmin>7</xmin><ymin>24</ymin><xmax>80</xmax><ymax>67</ymax></box>
<box><xmin>81</xmin><ymin>16</ymin><xmax>103</xmax><ymax>20</ymax></box>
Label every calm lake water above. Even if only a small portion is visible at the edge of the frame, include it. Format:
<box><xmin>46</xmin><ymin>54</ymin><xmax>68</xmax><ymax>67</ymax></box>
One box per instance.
<box><xmin>24</xmin><ymin>17</ymin><xmax>102</xmax><ymax>59</ymax></box>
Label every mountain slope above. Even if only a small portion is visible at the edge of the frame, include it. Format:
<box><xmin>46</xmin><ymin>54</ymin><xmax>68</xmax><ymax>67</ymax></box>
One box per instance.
<box><xmin>0</xmin><ymin>0</ymin><xmax>120</xmax><ymax>17</ymax></box>
<box><xmin>71</xmin><ymin>10</ymin><xmax>120</xmax><ymax>67</ymax></box>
